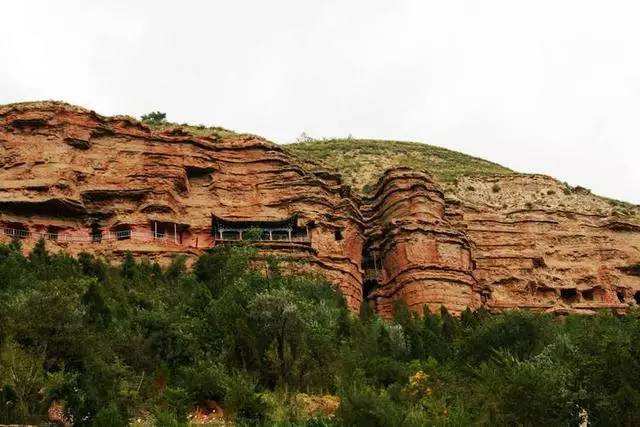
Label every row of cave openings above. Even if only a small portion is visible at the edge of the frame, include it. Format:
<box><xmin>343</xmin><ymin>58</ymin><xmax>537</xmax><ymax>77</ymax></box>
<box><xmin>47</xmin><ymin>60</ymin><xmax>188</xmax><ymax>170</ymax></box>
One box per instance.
<box><xmin>543</xmin><ymin>286</ymin><xmax>640</xmax><ymax>305</ymax></box>
<box><xmin>1</xmin><ymin>221</ymin><xmax>186</xmax><ymax>243</ymax></box>
<box><xmin>1</xmin><ymin>215</ymin><xmax>320</xmax><ymax>246</ymax></box>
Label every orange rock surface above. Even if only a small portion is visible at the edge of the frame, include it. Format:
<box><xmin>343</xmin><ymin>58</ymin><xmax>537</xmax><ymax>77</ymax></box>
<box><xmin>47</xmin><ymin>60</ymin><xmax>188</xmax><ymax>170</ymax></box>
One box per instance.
<box><xmin>1</xmin><ymin>102</ymin><xmax>639</xmax><ymax>316</ymax></box>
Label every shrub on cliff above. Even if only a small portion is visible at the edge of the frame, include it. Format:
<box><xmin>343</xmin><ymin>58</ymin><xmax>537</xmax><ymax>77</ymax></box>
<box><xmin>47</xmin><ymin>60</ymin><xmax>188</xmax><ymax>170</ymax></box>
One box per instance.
<box><xmin>141</xmin><ymin>111</ymin><xmax>167</xmax><ymax>124</ymax></box>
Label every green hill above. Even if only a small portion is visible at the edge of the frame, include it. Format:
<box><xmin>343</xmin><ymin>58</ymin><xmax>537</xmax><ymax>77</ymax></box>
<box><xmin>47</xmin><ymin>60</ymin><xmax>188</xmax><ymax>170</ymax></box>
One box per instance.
<box><xmin>284</xmin><ymin>138</ymin><xmax>513</xmax><ymax>192</ymax></box>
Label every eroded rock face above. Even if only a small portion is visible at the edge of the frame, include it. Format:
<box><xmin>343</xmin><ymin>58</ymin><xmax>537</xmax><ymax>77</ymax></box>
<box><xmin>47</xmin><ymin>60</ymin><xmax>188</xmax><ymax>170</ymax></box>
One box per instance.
<box><xmin>1</xmin><ymin>102</ymin><xmax>639</xmax><ymax>316</ymax></box>
<box><xmin>448</xmin><ymin>174</ymin><xmax>640</xmax><ymax>314</ymax></box>
<box><xmin>361</xmin><ymin>168</ymin><xmax>477</xmax><ymax>316</ymax></box>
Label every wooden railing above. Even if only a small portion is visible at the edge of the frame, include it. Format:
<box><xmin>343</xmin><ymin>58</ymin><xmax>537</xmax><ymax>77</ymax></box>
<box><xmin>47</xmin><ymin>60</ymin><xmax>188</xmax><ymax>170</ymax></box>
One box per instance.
<box><xmin>1</xmin><ymin>227</ymin><xmax>177</xmax><ymax>244</ymax></box>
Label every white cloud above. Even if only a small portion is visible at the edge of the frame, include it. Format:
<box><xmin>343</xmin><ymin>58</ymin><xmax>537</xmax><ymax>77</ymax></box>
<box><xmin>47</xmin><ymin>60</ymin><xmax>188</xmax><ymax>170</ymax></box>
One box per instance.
<box><xmin>1</xmin><ymin>0</ymin><xmax>638</xmax><ymax>202</ymax></box>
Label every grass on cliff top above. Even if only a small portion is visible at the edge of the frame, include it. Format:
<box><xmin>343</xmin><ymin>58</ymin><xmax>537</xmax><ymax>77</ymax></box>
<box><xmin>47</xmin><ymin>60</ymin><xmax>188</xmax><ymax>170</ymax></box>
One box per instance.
<box><xmin>284</xmin><ymin>138</ymin><xmax>513</xmax><ymax>191</ymax></box>
<box><xmin>144</xmin><ymin>120</ymin><xmax>238</xmax><ymax>139</ymax></box>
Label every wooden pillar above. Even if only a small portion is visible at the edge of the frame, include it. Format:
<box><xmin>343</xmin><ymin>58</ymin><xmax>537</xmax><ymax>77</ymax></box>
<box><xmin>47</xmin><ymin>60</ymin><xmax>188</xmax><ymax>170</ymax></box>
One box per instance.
<box><xmin>154</xmin><ymin>221</ymin><xmax>157</xmax><ymax>239</ymax></box>
<box><xmin>174</xmin><ymin>223</ymin><xmax>177</xmax><ymax>244</ymax></box>
<box><xmin>288</xmin><ymin>229</ymin><xmax>292</xmax><ymax>241</ymax></box>
<box><xmin>269</xmin><ymin>230</ymin><xmax>273</xmax><ymax>241</ymax></box>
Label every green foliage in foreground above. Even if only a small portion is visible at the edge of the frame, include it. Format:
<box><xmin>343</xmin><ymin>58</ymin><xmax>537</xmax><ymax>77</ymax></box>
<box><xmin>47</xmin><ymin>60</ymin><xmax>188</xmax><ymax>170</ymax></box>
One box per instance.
<box><xmin>1</xmin><ymin>240</ymin><xmax>640</xmax><ymax>426</ymax></box>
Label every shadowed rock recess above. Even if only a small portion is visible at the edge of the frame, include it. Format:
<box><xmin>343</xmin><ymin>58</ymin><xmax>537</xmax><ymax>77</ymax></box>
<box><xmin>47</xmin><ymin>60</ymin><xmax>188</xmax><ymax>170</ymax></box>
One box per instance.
<box><xmin>1</xmin><ymin>101</ymin><xmax>639</xmax><ymax>316</ymax></box>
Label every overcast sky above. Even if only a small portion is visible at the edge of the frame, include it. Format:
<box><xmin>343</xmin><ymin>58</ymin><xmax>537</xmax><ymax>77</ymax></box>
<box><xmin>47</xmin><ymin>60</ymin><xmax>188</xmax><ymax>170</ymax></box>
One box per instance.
<box><xmin>2</xmin><ymin>1</ymin><xmax>638</xmax><ymax>203</ymax></box>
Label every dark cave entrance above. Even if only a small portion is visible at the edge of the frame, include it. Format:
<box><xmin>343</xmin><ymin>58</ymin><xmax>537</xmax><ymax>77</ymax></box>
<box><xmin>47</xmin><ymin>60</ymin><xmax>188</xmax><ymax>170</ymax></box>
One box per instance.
<box><xmin>581</xmin><ymin>289</ymin><xmax>595</xmax><ymax>301</ymax></box>
<box><xmin>91</xmin><ymin>222</ymin><xmax>102</xmax><ymax>242</ymax></box>
<box><xmin>363</xmin><ymin>278</ymin><xmax>379</xmax><ymax>300</ymax></box>
<box><xmin>560</xmin><ymin>288</ymin><xmax>579</xmax><ymax>304</ymax></box>
<box><xmin>112</xmin><ymin>224</ymin><xmax>131</xmax><ymax>241</ymax></box>
<box><xmin>46</xmin><ymin>226</ymin><xmax>60</xmax><ymax>241</ymax></box>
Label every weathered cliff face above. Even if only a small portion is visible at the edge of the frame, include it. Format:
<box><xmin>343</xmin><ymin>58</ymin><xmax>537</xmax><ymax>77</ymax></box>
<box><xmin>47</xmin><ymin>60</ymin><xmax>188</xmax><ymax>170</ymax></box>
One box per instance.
<box><xmin>361</xmin><ymin>169</ymin><xmax>477</xmax><ymax>316</ymax></box>
<box><xmin>0</xmin><ymin>102</ymin><xmax>364</xmax><ymax>310</ymax></box>
<box><xmin>1</xmin><ymin>102</ymin><xmax>639</xmax><ymax>316</ymax></box>
<box><xmin>449</xmin><ymin>175</ymin><xmax>640</xmax><ymax>314</ymax></box>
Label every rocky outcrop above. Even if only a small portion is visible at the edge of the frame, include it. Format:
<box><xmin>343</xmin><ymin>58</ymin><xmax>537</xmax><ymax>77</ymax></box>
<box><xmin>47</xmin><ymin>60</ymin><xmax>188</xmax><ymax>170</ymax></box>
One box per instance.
<box><xmin>0</xmin><ymin>102</ymin><xmax>364</xmax><ymax>310</ymax></box>
<box><xmin>449</xmin><ymin>174</ymin><xmax>640</xmax><ymax>314</ymax></box>
<box><xmin>1</xmin><ymin>102</ymin><xmax>639</xmax><ymax>316</ymax></box>
<box><xmin>361</xmin><ymin>169</ymin><xmax>477</xmax><ymax>316</ymax></box>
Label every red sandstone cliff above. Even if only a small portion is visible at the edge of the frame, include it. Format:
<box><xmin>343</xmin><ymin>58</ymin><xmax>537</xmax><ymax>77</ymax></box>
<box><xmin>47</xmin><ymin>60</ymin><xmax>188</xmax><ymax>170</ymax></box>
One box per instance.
<box><xmin>1</xmin><ymin>101</ymin><xmax>639</xmax><ymax>316</ymax></box>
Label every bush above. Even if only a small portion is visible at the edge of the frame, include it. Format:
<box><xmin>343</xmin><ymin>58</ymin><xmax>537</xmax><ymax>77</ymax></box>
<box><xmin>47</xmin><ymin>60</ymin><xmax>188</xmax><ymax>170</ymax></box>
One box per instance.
<box><xmin>91</xmin><ymin>403</ymin><xmax>129</xmax><ymax>427</ymax></box>
<box><xmin>336</xmin><ymin>384</ymin><xmax>407</xmax><ymax>427</ymax></box>
<box><xmin>459</xmin><ymin>312</ymin><xmax>552</xmax><ymax>364</ymax></box>
<box><xmin>491</xmin><ymin>183</ymin><xmax>501</xmax><ymax>193</ymax></box>
<box><xmin>473</xmin><ymin>352</ymin><xmax>575</xmax><ymax>425</ymax></box>
<box><xmin>224</xmin><ymin>372</ymin><xmax>267</xmax><ymax>423</ymax></box>
<box><xmin>141</xmin><ymin>111</ymin><xmax>167</xmax><ymax>124</ymax></box>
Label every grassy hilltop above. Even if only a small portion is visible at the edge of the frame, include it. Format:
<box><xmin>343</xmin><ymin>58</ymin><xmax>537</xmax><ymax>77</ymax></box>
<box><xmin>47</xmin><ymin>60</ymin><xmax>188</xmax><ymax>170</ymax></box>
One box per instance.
<box><xmin>284</xmin><ymin>138</ymin><xmax>513</xmax><ymax>192</ymax></box>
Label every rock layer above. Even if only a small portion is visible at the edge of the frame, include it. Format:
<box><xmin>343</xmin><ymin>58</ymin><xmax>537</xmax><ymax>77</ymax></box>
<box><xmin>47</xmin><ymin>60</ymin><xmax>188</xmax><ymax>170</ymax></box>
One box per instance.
<box><xmin>1</xmin><ymin>102</ymin><xmax>639</xmax><ymax>316</ymax></box>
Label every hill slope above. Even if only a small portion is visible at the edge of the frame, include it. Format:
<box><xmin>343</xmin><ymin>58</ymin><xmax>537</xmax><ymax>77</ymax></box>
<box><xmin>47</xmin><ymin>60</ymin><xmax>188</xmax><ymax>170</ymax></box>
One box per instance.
<box><xmin>284</xmin><ymin>138</ymin><xmax>638</xmax><ymax>218</ymax></box>
<box><xmin>284</xmin><ymin>138</ymin><xmax>512</xmax><ymax>192</ymax></box>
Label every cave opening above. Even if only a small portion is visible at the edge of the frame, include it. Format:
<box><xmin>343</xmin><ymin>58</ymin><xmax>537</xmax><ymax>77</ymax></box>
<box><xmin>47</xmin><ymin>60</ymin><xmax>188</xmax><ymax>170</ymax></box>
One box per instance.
<box><xmin>581</xmin><ymin>289</ymin><xmax>595</xmax><ymax>301</ymax></box>
<box><xmin>363</xmin><ymin>278</ymin><xmax>379</xmax><ymax>300</ymax></box>
<box><xmin>334</xmin><ymin>229</ymin><xmax>343</xmax><ymax>241</ymax></box>
<box><xmin>361</xmin><ymin>239</ymin><xmax>382</xmax><ymax>283</ymax></box>
<box><xmin>185</xmin><ymin>166</ymin><xmax>215</xmax><ymax>179</ymax></box>
<box><xmin>151</xmin><ymin>221</ymin><xmax>185</xmax><ymax>243</ymax></box>
<box><xmin>3</xmin><ymin>222</ymin><xmax>29</xmax><ymax>239</ymax></box>
<box><xmin>560</xmin><ymin>288</ymin><xmax>579</xmax><ymax>304</ymax></box>
<box><xmin>91</xmin><ymin>222</ymin><xmax>102</xmax><ymax>242</ymax></box>
<box><xmin>635</xmin><ymin>291</ymin><xmax>640</xmax><ymax>306</ymax></box>
<box><xmin>621</xmin><ymin>263</ymin><xmax>640</xmax><ymax>277</ymax></box>
<box><xmin>46</xmin><ymin>226</ymin><xmax>60</xmax><ymax>241</ymax></box>
<box><xmin>480</xmin><ymin>289</ymin><xmax>492</xmax><ymax>304</ymax></box>
<box><xmin>532</xmin><ymin>257</ymin><xmax>546</xmax><ymax>269</ymax></box>
<box><xmin>616</xmin><ymin>290</ymin><xmax>626</xmax><ymax>303</ymax></box>
<box><xmin>112</xmin><ymin>224</ymin><xmax>131</xmax><ymax>241</ymax></box>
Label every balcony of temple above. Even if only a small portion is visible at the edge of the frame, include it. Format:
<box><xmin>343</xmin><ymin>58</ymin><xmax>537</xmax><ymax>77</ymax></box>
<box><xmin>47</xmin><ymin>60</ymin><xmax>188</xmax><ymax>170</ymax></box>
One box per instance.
<box><xmin>211</xmin><ymin>215</ymin><xmax>311</xmax><ymax>244</ymax></box>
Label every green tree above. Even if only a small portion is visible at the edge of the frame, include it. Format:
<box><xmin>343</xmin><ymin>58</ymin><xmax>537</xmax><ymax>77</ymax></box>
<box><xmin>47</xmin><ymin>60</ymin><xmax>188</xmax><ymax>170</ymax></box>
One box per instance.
<box><xmin>141</xmin><ymin>111</ymin><xmax>167</xmax><ymax>124</ymax></box>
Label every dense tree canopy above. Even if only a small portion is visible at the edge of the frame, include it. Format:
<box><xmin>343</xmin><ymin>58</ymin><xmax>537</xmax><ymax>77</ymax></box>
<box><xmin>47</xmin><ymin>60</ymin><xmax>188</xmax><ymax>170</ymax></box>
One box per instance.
<box><xmin>1</xmin><ymin>239</ymin><xmax>640</xmax><ymax>426</ymax></box>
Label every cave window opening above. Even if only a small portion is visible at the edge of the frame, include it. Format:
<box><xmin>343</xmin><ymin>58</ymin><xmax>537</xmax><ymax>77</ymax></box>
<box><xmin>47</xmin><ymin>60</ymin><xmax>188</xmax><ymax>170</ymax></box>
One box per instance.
<box><xmin>221</xmin><ymin>230</ymin><xmax>241</xmax><ymax>241</ymax></box>
<box><xmin>4</xmin><ymin>223</ymin><xmax>29</xmax><ymax>239</ymax></box>
<box><xmin>112</xmin><ymin>225</ymin><xmax>131</xmax><ymax>241</ymax></box>
<box><xmin>616</xmin><ymin>290</ymin><xmax>626</xmax><ymax>303</ymax></box>
<box><xmin>362</xmin><ymin>250</ymin><xmax>382</xmax><ymax>280</ymax></box>
<box><xmin>46</xmin><ymin>226</ymin><xmax>60</xmax><ymax>241</ymax></box>
<box><xmin>271</xmin><ymin>230</ymin><xmax>290</xmax><ymax>241</ymax></box>
<box><xmin>481</xmin><ymin>289</ymin><xmax>492</xmax><ymax>304</ymax></box>
<box><xmin>635</xmin><ymin>291</ymin><xmax>640</xmax><ymax>305</ymax></box>
<box><xmin>91</xmin><ymin>223</ymin><xmax>102</xmax><ymax>242</ymax></box>
<box><xmin>152</xmin><ymin>221</ymin><xmax>183</xmax><ymax>243</ymax></box>
<box><xmin>560</xmin><ymin>288</ymin><xmax>579</xmax><ymax>304</ymax></box>
<box><xmin>581</xmin><ymin>289</ymin><xmax>595</xmax><ymax>301</ymax></box>
<box><xmin>363</xmin><ymin>278</ymin><xmax>379</xmax><ymax>300</ymax></box>
<box><xmin>532</xmin><ymin>257</ymin><xmax>546</xmax><ymax>269</ymax></box>
<box><xmin>334</xmin><ymin>229</ymin><xmax>343</xmax><ymax>241</ymax></box>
